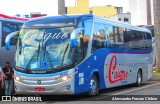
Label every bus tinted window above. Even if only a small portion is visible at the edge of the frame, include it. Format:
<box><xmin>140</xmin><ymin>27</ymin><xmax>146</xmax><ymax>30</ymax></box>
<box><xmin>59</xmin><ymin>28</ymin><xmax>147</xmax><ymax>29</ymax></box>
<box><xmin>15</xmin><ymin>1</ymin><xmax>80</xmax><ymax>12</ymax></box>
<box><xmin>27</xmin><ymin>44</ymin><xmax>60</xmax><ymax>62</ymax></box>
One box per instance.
<box><xmin>138</xmin><ymin>25</ymin><xmax>154</xmax><ymax>37</ymax></box>
<box><xmin>83</xmin><ymin>21</ymin><xmax>91</xmax><ymax>56</ymax></box>
<box><xmin>145</xmin><ymin>26</ymin><xmax>154</xmax><ymax>37</ymax></box>
<box><xmin>92</xmin><ymin>23</ymin><xmax>151</xmax><ymax>51</ymax></box>
<box><xmin>2</xmin><ymin>21</ymin><xmax>22</xmax><ymax>46</ymax></box>
<box><xmin>92</xmin><ymin>23</ymin><xmax>107</xmax><ymax>51</ymax></box>
<box><xmin>92</xmin><ymin>23</ymin><xmax>126</xmax><ymax>51</ymax></box>
<box><xmin>146</xmin><ymin>32</ymin><xmax>152</xmax><ymax>40</ymax></box>
<box><xmin>117</xmin><ymin>27</ymin><xmax>124</xmax><ymax>42</ymax></box>
<box><xmin>107</xmin><ymin>27</ymin><xmax>124</xmax><ymax>48</ymax></box>
<box><xmin>144</xmin><ymin>32</ymin><xmax>152</xmax><ymax>49</ymax></box>
<box><xmin>124</xmin><ymin>30</ymin><xmax>145</xmax><ymax>49</ymax></box>
<box><xmin>75</xmin><ymin>21</ymin><xmax>91</xmax><ymax>64</ymax></box>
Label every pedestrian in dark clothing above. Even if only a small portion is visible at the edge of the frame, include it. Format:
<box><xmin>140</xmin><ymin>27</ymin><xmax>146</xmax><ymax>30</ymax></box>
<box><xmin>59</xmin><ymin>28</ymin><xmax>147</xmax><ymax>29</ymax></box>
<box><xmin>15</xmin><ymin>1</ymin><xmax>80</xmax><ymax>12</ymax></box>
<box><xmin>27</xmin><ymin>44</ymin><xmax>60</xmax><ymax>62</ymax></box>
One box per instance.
<box><xmin>2</xmin><ymin>62</ymin><xmax>14</xmax><ymax>96</ymax></box>
<box><xmin>0</xmin><ymin>67</ymin><xmax>5</xmax><ymax>96</ymax></box>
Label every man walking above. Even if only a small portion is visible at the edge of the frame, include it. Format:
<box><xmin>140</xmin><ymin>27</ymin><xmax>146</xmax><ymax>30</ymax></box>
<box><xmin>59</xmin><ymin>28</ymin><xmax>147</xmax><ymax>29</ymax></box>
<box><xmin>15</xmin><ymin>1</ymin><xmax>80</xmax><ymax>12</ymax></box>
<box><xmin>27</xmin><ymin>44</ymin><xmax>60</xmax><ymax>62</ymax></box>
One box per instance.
<box><xmin>2</xmin><ymin>62</ymin><xmax>14</xmax><ymax>96</ymax></box>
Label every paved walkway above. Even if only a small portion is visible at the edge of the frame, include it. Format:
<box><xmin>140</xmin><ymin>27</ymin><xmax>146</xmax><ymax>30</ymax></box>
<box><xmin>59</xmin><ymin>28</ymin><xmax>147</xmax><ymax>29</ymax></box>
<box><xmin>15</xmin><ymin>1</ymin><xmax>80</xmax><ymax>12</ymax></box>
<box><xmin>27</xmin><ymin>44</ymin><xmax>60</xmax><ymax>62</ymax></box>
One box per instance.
<box><xmin>150</xmin><ymin>70</ymin><xmax>160</xmax><ymax>81</ymax></box>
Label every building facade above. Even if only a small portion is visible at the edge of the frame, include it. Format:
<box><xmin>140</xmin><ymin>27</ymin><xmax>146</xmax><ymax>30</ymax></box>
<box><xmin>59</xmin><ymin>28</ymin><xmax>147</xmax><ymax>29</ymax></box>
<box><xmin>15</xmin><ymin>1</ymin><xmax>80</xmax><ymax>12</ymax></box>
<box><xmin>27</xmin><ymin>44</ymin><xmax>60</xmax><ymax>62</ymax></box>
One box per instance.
<box><xmin>90</xmin><ymin>6</ymin><xmax>117</xmax><ymax>18</ymax></box>
<box><xmin>66</xmin><ymin>0</ymin><xmax>89</xmax><ymax>14</ymax></box>
<box><xmin>66</xmin><ymin>0</ymin><xmax>120</xmax><ymax>18</ymax></box>
<box><xmin>128</xmin><ymin>0</ymin><xmax>153</xmax><ymax>25</ymax></box>
<box><xmin>109</xmin><ymin>12</ymin><xmax>131</xmax><ymax>24</ymax></box>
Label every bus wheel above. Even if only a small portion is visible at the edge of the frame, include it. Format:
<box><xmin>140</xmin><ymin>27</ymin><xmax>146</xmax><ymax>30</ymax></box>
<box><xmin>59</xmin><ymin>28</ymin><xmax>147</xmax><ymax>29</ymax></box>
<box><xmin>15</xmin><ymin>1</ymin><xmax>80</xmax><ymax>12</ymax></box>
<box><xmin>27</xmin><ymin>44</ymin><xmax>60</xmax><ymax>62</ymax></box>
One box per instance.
<box><xmin>135</xmin><ymin>70</ymin><xmax>142</xmax><ymax>87</ymax></box>
<box><xmin>89</xmin><ymin>74</ymin><xmax>99</xmax><ymax>96</ymax></box>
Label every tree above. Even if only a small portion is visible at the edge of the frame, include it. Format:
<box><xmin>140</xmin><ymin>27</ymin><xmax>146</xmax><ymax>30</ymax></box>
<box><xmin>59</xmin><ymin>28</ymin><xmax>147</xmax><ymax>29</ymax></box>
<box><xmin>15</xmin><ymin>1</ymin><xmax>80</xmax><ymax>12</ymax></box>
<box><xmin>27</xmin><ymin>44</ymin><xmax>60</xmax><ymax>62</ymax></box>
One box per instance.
<box><xmin>58</xmin><ymin>0</ymin><xmax>66</xmax><ymax>15</ymax></box>
<box><xmin>153</xmin><ymin>0</ymin><xmax>160</xmax><ymax>71</ymax></box>
<box><xmin>146</xmin><ymin>0</ymin><xmax>152</xmax><ymax>25</ymax></box>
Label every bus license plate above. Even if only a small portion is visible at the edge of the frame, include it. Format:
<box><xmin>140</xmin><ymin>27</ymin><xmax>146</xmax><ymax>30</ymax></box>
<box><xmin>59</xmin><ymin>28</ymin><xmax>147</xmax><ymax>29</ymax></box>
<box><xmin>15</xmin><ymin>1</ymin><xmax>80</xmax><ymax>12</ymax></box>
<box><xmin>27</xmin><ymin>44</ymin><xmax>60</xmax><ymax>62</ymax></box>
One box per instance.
<box><xmin>35</xmin><ymin>88</ymin><xmax>45</xmax><ymax>91</ymax></box>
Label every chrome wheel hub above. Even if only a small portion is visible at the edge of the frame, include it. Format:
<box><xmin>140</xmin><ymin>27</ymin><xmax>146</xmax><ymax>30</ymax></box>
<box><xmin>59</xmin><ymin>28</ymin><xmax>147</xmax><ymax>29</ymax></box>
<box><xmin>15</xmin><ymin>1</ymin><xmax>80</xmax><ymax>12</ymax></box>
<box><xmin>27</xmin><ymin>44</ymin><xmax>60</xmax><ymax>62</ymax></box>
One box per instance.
<box><xmin>90</xmin><ymin>79</ymin><xmax>97</xmax><ymax>93</ymax></box>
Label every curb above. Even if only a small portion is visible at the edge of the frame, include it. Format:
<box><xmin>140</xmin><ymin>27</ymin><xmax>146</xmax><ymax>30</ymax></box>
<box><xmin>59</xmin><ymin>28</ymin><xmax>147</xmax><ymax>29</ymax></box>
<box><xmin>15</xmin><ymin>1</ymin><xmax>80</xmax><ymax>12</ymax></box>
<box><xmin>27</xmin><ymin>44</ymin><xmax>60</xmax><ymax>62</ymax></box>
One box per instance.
<box><xmin>150</xmin><ymin>76</ymin><xmax>160</xmax><ymax>81</ymax></box>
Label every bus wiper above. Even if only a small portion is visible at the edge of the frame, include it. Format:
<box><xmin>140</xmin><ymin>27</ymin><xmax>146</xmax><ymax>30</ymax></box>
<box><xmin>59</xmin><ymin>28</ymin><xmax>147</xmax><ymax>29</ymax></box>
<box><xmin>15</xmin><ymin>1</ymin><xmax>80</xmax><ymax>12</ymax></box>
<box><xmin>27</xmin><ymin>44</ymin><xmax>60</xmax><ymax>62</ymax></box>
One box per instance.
<box><xmin>44</xmin><ymin>45</ymin><xmax>54</xmax><ymax>71</ymax></box>
<box><xmin>26</xmin><ymin>43</ymin><xmax>41</xmax><ymax>69</ymax></box>
<box><xmin>61</xmin><ymin>42</ymin><xmax>69</xmax><ymax>66</ymax></box>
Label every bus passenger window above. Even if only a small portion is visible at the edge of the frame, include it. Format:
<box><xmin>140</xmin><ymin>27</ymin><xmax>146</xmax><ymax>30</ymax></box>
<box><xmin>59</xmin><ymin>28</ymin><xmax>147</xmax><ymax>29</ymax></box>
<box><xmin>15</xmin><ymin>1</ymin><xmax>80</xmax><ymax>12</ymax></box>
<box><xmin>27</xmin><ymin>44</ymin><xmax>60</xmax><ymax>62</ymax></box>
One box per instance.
<box><xmin>92</xmin><ymin>23</ymin><xmax>106</xmax><ymax>52</ymax></box>
<box><xmin>132</xmin><ymin>31</ymin><xmax>144</xmax><ymax>49</ymax></box>
<box><xmin>75</xmin><ymin>33</ymin><xmax>84</xmax><ymax>64</ymax></box>
<box><xmin>144</xmin><ymin>32</ymin><xmax>152</xmax><ymax>49</ymax></box>
<box><xmin>109</xmin><ymin>27</ymin><xmax>124</xmax><ymax>48</ymax></box>
<box><xmin>124</xmin><ymin>30</ymin><xmax>145</xmax><ymax>49</ymax></box>
<box><xmin>92</xmin><ymin>32</ymin><xmax>106</xmax><ymax>50</ymax></box>
<box><xmin>83</xmin><ymin>34</ymin><xmax>89</xmax><ymax>56</ymax></box>
<box><xmin>76</xmin><ymin>33</ymin><xmax>90</xmax><ymax>64</ymax></box>
<box><xmin>2</xmin><ymin>22</ymin><xmax>22</xmax><ymax>46</ymax></box>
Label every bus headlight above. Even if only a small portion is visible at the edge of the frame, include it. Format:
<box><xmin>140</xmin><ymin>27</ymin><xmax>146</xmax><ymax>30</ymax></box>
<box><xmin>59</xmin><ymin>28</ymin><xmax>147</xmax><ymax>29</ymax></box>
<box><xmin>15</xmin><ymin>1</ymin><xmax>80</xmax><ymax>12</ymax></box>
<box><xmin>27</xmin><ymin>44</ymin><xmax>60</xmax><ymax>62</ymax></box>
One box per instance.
<box><xmin>61</xmin><ymin>76</ymin><xmax>70</xmax><ymax>81</ymax></box>
<box><xmin>56</xmin><ymin>71</ymin><xmax>78</xmax><ymax>81</ymax></box>
<box><xmin>14</xmin><ymin>76</ymin><xmax>22</xmax><ymax>82</ymax></box>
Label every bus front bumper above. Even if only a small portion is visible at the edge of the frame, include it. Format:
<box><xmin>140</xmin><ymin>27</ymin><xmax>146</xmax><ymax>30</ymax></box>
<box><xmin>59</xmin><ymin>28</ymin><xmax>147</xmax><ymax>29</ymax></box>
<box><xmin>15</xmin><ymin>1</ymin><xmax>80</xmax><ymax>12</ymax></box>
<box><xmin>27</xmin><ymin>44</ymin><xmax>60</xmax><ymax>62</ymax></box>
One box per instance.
<box><xmin>14</xmin><ymin>77</ymin><xmax>75</xmax><ymax>95</ymax></box>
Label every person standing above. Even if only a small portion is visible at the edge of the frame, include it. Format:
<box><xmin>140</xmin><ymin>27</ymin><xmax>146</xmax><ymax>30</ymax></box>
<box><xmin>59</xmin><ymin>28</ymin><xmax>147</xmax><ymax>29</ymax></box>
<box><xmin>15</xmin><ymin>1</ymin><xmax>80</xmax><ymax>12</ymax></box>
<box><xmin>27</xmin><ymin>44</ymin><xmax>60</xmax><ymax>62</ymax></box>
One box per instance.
<box><xmin>0</xmin><ymin>66</ymin><xmax>5</xmax><ymax>96</ymax></box>
<box><xmin>2</xmin><ymin>62</ymin><xmax>14</xmax><ymax>96</ymax></box>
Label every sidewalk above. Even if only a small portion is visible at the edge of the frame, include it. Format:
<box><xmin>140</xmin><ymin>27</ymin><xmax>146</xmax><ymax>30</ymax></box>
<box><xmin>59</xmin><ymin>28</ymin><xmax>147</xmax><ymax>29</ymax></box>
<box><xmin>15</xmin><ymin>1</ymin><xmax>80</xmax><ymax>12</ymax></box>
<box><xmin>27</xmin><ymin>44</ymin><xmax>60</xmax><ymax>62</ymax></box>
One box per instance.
<box><xmin>150</xmin><ymin>70</ymin><xmax>160</xmax><ymax>81</ymax></box>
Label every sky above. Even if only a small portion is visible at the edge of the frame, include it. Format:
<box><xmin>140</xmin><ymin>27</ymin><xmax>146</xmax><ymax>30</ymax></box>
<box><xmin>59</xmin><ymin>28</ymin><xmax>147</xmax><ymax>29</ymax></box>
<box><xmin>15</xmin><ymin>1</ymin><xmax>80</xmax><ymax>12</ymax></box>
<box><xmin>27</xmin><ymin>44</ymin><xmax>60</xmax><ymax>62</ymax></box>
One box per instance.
<box><xmin>0</xmin><ymin>0</ymin><xmax>129</xmax><ymax>16</ymax></box>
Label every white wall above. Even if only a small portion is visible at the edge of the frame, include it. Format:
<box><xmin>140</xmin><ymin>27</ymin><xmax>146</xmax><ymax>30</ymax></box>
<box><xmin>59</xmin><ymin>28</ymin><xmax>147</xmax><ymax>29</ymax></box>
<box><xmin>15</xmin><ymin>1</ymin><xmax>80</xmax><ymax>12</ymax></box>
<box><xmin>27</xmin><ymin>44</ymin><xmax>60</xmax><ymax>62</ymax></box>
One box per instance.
<box><xmin>150</xmin><ymin>0</ymin><xmax>154</xmax><ymax>25</ymax></box>
<box><xmin>129</xmin><ymin>0</ymin><xmax>147</xmax><ymax>25</ymax></box>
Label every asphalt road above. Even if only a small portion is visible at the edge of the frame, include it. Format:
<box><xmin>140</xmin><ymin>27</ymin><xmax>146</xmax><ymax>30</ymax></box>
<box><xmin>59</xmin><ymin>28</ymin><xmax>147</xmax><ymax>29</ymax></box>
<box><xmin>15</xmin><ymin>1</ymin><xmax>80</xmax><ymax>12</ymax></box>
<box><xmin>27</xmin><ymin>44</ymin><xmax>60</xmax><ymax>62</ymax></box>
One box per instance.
<box><xmin>1</xmin><ymin>81</ymin><xmax>160</xmax><ymax>104</ymax></box>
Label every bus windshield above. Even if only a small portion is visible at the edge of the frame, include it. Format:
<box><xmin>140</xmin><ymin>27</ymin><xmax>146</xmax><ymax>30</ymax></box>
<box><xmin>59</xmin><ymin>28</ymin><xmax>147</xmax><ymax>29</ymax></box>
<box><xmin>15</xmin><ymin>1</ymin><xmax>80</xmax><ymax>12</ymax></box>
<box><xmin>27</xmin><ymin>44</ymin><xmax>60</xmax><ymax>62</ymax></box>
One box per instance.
<box><xmin>16</xmin><ymin>26</ymin><xmax>74</xmax><ymax>71</ymax></box>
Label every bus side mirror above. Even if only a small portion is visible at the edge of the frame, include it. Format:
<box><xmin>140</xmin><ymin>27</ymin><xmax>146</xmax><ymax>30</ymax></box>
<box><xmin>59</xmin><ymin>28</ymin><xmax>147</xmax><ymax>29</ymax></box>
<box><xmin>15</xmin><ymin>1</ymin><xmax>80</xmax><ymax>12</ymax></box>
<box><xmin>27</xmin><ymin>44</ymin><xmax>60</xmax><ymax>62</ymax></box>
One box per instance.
<box><xmin>71</xmin><ymin>39</ymin><xmax>77</xmax><ymax>48</ymax></box>
<box><xmin>5</xmin><ymin>31</ymin><xmax>19</xmax><ymax>50</ymax></box>
<box><xmin>70</xmin><ymin>28</ymin><xmax>84</xmax><ymax>47</ymax></box>
<box><xmin>6</xmin><ymin>39</ymin><xmax>10</xmax><ymax>50</ymax></box>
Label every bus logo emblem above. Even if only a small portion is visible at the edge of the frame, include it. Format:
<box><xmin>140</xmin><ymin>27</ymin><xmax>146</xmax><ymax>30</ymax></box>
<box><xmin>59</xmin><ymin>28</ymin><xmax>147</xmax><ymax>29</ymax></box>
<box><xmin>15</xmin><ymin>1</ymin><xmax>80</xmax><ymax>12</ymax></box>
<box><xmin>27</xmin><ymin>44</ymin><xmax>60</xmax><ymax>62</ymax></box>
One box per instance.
<box><xmin>37</xmin><ymin>80</ymin><xmax>41</xmax><ymax>85</ymax></box>
<box><xmin>108</xmin><ymin>55</ymin><xmax>128</xmax><ymax>84</ymax></box>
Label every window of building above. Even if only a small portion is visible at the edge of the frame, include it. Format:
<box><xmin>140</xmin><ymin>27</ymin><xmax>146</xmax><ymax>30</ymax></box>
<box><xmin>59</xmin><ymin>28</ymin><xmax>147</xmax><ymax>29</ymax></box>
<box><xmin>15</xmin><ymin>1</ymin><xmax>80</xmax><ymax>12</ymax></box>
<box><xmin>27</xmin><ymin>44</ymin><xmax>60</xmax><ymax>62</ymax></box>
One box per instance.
<box><xmin>118</xmin><ymin>18</ymin><xmax>121</xmax><ymax>21</ymax></box>
<box><xmin>89</xmin><ymin>10</ymin><xmax>93</xmax><ymax>14</ymax></box>
<box><xmin>124</xmin><ymin>18</ymin><xmax>129</xmax><ymax>22</ymax></box>
<box><xmin>117</xmin><ymin>7</ymin><xmax>123</xmax><ymax>13</ymax></box>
